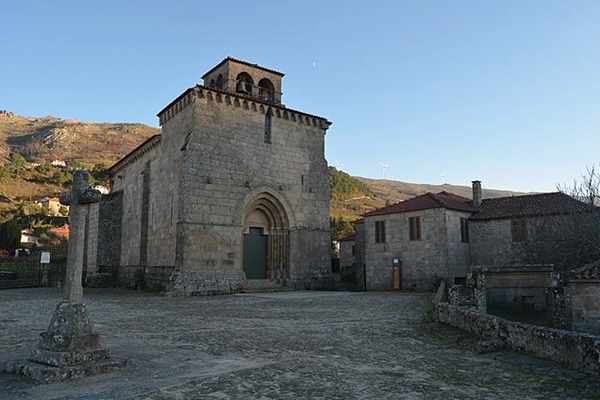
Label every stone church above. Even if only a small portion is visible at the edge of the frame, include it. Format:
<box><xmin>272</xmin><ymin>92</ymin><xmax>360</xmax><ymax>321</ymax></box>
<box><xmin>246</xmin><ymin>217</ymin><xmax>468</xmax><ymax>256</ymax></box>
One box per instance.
<box><xmin>85</xmin><ymin>57</ymin><xmax>333</xmax><ymax>295</ymax></box>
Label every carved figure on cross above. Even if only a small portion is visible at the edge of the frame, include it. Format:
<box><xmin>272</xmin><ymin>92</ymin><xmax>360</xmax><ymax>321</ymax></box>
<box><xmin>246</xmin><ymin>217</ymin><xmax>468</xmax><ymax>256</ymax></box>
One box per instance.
<box><xmin>59</xmin><ymin>170</ymin><xmax>101</xmax><ymax>303</ymax></box>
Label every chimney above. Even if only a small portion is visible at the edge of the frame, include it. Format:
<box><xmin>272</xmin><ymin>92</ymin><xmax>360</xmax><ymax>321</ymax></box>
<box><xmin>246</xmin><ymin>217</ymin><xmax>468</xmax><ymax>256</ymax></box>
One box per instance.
<box><xmin>472</xmin><ymin>180</ymin><xmax>482</xmax><ymax>208</ymax></box>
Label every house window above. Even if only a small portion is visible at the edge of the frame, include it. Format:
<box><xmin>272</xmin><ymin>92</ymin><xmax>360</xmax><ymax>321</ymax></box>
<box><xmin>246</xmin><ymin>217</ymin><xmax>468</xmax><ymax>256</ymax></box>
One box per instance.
<box><xmin>264</xmin><ymin>108</ymin><xmax>272</xmax><ymax>143</ymax></box>
<box><xmin>460</xmin><ymin>217</ymin><xmax>469</xmax><ymax>243</ymax></box>
<box><xmin>409</xmin><ymin>216</ymin><xmax>421</xmax><ymax>241</ymax></box>
<box><xmin>375</xmin><ymin>221</ymin><xmax>386</xmax><ymax>243</ymax></box>
<box><xmin>352</xmin><ymin>245</ymin><xmax>356</xmax><ymax>256</ymax></box>
<box><xmin>511</xmin><ymin>219</ymin><xmax>527</xmax><ymax>242</ymax></box>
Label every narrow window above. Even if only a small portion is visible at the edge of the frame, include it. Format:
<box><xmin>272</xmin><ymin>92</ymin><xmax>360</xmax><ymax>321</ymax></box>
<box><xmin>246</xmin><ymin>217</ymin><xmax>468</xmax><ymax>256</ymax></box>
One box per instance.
<box><xmin>375</xmin><ymin>221</ymin><xmax>386</xmax><ymax>243</ymax></box>
<box><xmin>409</xmin><ymin>216</ymin><xmax>421</xmax><ymax>241</ymax></box>
<box><xmin>352</xmin><ymin>245</ymin><xmax>356</xmax><ymax>256</ymax></box>
<box><xmin>460</xmin><ymin>217</ymin><xmax>469</xmax><ymax>243</ymax></box>
<box><xmin>264</xmin><ymin>108</ymin><xmax>272</xmax><ymax>143</ymax></box>
<box><xmin>511</xmin><ymin>219</ymin><xmax>527</xmax><ymax>242</ymax></box>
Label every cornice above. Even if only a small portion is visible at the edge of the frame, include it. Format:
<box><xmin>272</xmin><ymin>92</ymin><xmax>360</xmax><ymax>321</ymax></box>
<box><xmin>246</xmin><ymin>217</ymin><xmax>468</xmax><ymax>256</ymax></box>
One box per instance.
<box><xmin>109</xmin><ymin>134</ymin><xmax>162</xmax><ymax>176</ymax></box>
<box><xmin>157</xmin><ymin>85</ymin><xmax>332</xmax><ymax>130</ymax></box>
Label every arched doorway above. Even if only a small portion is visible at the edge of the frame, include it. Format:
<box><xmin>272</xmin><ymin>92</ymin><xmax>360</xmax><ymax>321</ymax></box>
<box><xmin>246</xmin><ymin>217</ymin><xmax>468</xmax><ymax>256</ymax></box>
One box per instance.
<box><xmin>242</xmin><ymin>193</ymin><xmax>289</xmax><ymax>280</ymax></box>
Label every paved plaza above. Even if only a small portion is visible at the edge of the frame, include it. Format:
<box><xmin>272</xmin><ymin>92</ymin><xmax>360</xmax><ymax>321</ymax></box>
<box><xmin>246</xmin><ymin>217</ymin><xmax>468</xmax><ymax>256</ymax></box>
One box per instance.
<box><xmin>0</xmin><ymin>288</ymin><xmax>599</xmax><ymax>399</ymax></box>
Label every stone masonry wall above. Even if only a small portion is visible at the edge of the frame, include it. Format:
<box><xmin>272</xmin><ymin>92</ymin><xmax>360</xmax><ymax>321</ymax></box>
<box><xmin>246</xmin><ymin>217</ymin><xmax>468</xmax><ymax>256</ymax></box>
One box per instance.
<box><xmin>445</xmin><ymin>210</ymin><xmax>471</xmax><ymax>284</ymax></box>
<box><xmin>85</xmin><ymin>191</ymin><xmax>123</xmax><ymax>287</ymax></box>
<box><xmin>469</xmin><ymin>219</ymin><xmax>514</xmax><ymax>267</ymax></box>
<box><xmin>154</xmin><ymin>87</ymin><xmax>331</xmax><ymax>294</ymax></box>
<box><xmin>354</xmin><ymin>223</ymin><xmax>366</xmax><ymax>291</ymax></box>
<box><xmin>569</xmin><ymin>281</ymin><xmax>600</xmax><ymax>335</ymax></box>
<box><xmin>145</xmin><ymin>107</ymin><xmax>190</xmax><ymax>269</ymax></box>
<box><xmin>469</xmin><ymin>216</ymin><xmax>568</xmax><ymax>267</ymax></box>
<box><xmin>339</xmin><ymin>239</ymin><xmax>356</xmax><ymax>281</ymax></box>
<box><xmin>365</xmin><ymin>208</ymin><xmax>470</xmax><ymax>291</ymax></box>
<box><xmin>435</xmin><ymin>302</ymin><xmax>600</xmax><ymax>375</ymax></box>
<box><xmin>111</xmin><ymin>141</ymin><xmax>161</xmax><ymax>269</ymax></box>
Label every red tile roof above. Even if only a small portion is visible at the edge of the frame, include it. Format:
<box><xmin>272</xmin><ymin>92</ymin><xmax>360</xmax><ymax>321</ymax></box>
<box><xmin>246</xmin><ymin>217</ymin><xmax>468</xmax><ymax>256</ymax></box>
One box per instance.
<box><xmin>338</xmin><ymin>234</ymin><xmax>355</xmax><ymax>242</ymax></box>
<box><xmin>470</xmin><ymin>192</ymin><xmax>597</xmax><ymax>221</ymax></box>
<box><xmin>569</xmin><ymin>260</ymin><xmax>600</xmax><ymax>280</ymax></box>
<box><xmin>201</xmin><ymin>57</ymin><xmax>285</xmax><ymax>79</ymax></box>
<box><xmin>364</xmin><ymin>192</ymin><xmax>477</xmax><ymax>217</ymax></box>
<box><xmin>50</xmin><ymin>224</ymin><xmax>69</xmax><ymax>238</ymax></box>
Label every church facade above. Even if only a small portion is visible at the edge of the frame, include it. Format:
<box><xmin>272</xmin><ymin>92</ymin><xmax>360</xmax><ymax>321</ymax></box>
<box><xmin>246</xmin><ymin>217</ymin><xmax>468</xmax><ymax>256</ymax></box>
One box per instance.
<box><xmin>86</xmin><ymin>58</ymin><xmax>333</xmax><ymax>295</ymax></box>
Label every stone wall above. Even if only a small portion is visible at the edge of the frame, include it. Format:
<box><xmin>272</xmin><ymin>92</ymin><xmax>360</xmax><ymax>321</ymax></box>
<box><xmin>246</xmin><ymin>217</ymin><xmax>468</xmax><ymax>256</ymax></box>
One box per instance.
<box><xmin>364</xmin><ymin>208</ymin><xmax>471</xmax><ymax>291</ymax></box>
<box><xmin>339</xmin><ymin>238</ymin><xmax>356</xmax><ymax>281</ymax></box>
<box><xmin>86</xmin><ymin>191</ymin><xmax>123</xmax><ymax>287</ymax></box>
<box><xmin>470</xmin><ymin>215</ymin><xmax>570</xmax><ymax>267</ymax></box>
<box><xmin>484</xmin><ymin>266</ymin><xmax>554</xmax><ymax>312</ymax></box>
<box><xmin>569</xmin><ymin>281</ymin><xmax>600</xmax><ymax>335</ymax></box>
<box><xmin>469</xmin><ymin>219</ymin><xmax>515</xmax><ymax>266</ymax></box>
<box><xmin>354</xmin><ymin>222</ymin><xmax>365</xmax><ymax>291</ymax></box>
<box><xmin>160</xmin><ymin>89</ymin><xmax>331</xmax><ymax>295</ymax></box>
<box><xmin>435</xmin><ymin>302</ymin><xmax>600</xmax><ymax>374</ymax></box>
<box><xmin>111</xmin><ymin>136</ymin><xmax>162</xmax><ymax>269</ymax></box>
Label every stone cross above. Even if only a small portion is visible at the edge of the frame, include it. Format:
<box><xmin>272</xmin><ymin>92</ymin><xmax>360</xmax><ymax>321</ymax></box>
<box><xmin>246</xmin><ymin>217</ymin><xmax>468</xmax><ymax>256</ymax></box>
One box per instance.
<box><xmin>4</xmin><ymin>169</ymin><xmax>130</xmax><ymax>383</ymax></box>
<box><xmin>59</xmin><ymin>170</ymin><xmax>101</xmax><ymax>303</ymax></box>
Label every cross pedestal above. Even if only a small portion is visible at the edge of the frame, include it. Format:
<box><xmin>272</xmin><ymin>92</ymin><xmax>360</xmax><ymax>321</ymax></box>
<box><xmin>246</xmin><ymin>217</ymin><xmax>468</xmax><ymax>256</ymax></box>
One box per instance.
<box><xmin>7</xmin><ymin>170</ymin><xmax>130</xmax><ymax>383</ymax></box>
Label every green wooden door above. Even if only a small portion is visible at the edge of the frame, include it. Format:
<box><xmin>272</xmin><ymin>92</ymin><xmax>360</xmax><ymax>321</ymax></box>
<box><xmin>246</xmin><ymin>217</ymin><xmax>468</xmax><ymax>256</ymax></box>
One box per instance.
<box><xmin>243</xmin><ymin>228</ymin><xmax>267</xmax><ymax>279</ymax></box>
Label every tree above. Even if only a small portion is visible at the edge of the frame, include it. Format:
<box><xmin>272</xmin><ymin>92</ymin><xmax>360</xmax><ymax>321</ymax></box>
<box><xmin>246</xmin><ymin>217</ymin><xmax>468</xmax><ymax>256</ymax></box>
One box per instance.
<box><xmin>58</xmin><ymin>205</ymin><xmax>69</xmax><ymax>216</ymax></box>
<box><xmin>91</xmin><ymin>163</ymin><xmax>110</xmax><ymax>187</ymax></box>
<box><xmin>8</xmin><ymin>153</ymin><xmax>27</xmax><ymax>179</ymax></box>
<box><xmin>519</xmin><ymin>166</ymin><xmax>600</xmax><ymax>271</ymax></box>
<box><xmin>0</xmin><ymin>220</ymin><xmax>22</xmax><ymax>255</ymax></box>
<box><xmin>330</xmin><ymin>215</ymin><xmax>357</xmax><ymax>241</ymax></box>
<box><xmin>66</xmin><ymin>159</ymin><xmax>84</xmax><ymax>172</ymax></box>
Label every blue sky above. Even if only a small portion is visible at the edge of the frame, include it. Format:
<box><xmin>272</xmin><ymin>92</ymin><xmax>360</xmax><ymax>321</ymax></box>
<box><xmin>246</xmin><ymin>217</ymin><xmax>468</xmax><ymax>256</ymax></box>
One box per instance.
<box><xmin>2</xmin><ymin>1</ymin><xmax>599</xmax><ymax>193</ymax></box>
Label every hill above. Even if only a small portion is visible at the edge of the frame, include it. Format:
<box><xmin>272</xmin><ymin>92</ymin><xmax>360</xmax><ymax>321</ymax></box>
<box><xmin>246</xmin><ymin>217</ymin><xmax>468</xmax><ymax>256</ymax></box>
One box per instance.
<box><xmin>329</xmin><ymin>169</ymin><xmax>528</xmax><ymax>239</ymax></box>
<box><xmin>356</xmin><ymin>177</ymin><xmax>526</xmax><ymax>205</ymax></box>
<box><xmin>0</xmin><ymin>111</ymin><xmax>159</xmax><ymax>202</ymax></box>
<box><xmin>0</xmin><ymin>111</ymin><xmax>159</xmax><ymax>165</ymax></box>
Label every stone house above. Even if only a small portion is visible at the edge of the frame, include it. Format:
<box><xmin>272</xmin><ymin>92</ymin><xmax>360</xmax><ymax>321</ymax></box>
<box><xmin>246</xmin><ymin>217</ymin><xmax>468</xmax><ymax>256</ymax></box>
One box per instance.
<box><xmin>84</xmin><ymin>57</ymin><xmax>333</xmax><ymax>295</ymax></box>
<box><xmin>469</xmin><ymin>188</ymin><xmax>598</xmax><ymax>268</ymax></box>
<box><xmin>338</xmin><ymin>234</ymin><xmax>356</xmax><ymax>282</ymax></box>
<box><xmin>40</xmin><ymin>197</ymin><xmax>64</xmax><ymax>216</ymax></box>
<box><xmin>357</xmin><ymin>181</ymin><xmax>598</xmax><ymax>293</ymax></box>
<box><xmin>359</xmin><ymin>192</ymin><xmax>477</xmax><ymax>291</ymax></box>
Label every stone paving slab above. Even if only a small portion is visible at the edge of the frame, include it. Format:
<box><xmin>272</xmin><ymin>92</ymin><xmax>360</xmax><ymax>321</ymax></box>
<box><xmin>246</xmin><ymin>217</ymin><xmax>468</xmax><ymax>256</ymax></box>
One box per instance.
<box><xmin>0</xmin><ymin>288</ymin><xmax>599</xmax><ymax>400</ymax></box>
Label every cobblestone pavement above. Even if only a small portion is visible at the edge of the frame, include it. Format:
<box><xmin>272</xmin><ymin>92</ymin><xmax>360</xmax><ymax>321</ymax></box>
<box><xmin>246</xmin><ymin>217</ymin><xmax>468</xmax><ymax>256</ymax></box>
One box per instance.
<box><xmin>0</xmin><ymin>288</ymin><xmax>599</xmax><ymax>400</ymax></box>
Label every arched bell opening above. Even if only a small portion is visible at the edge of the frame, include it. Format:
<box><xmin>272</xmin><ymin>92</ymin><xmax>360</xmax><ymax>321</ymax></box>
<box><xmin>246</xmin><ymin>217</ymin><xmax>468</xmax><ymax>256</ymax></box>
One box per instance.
<box><xmin>258</xmin><ymin>78</ymin><xmax>275</xmax><ymax>102</ymax></box>
<box><xmin>242</xmin><ymin>193</ymin><xmax>290</xmax><ymax>281</ymax></box>
<box><xmin>216</xmin><ymin>74</ymin><xmax>224</xmax><ymax>90</ymax></box>
<box><xmin>236</xmin><ymin>72</ymin><xmax>254</xmax><ymax>95</ymax></box>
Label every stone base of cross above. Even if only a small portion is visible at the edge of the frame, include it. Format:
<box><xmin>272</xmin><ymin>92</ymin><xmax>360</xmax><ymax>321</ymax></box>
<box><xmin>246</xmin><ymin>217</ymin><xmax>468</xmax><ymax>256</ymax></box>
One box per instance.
<box><xmin>6</xmin><ymin>170</ymin><xmax>131</xmax><ymax>383</ymax></box>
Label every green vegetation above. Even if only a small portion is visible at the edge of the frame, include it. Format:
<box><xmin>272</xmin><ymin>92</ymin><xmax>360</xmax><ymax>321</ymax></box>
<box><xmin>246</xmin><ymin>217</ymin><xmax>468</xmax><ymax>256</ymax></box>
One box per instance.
<box><xmin>0</xmin><ymin>154</ymin><xmax>110</xmax><ymax>197</ymax></box>
<box><xmin>0</xmin><ymin>220</ymin><xmax>21</xmax><ymax>255</ymax></box>
<box><xmin>329</xmin><ymin>166</ymin><xmax>375</xmax><ymax>201</ymax></box>
<box><xmin>329</xmin><ymin>167</ymin><xmax>377</xmax><ymax>240</ymax></box>
<box><xmin>330</xmin><ymin>215</ymin><xmax>356</xmax><ymax>241</ymax></box>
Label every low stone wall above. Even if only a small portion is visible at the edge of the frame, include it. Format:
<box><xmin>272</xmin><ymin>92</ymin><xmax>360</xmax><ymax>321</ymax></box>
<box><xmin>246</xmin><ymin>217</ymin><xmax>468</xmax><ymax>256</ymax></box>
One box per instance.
<box><xmin>435</xmin><ymin>302</ymin><xmax>600</xmax><ymax>374</ymax></box>
<box><xmin>569</xmin><ymin>280</ymin><xmax>600</xmax><ymax>335</ymax></box>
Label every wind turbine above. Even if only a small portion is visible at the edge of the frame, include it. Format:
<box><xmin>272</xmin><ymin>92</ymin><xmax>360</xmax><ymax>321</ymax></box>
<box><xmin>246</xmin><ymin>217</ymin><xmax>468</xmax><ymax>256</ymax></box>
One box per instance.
<box><xmin>441</xmin><ymin>172</ymin><xmax>446</xmax><ymax>184</ymax></box>
<box><xmin>335</xmin><ymin>160</ymin><xmax>345</xmax><ymax>170</ymax></box>
<box><xmin>380</xmin><ymin>162</ymin><xmax>388</xmax><ymax>179</ymax></box>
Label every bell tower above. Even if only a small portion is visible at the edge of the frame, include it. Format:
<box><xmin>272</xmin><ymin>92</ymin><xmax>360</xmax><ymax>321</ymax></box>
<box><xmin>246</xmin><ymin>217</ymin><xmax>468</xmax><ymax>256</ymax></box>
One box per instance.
<box><xmin>201</xmin><ymin>57</ymin><xmax>284</xmax><ymax>105</ymax></box>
